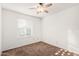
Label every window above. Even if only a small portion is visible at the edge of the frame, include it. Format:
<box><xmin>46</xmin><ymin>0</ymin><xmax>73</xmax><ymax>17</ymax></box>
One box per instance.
<box><xmin>17</xmin><ymin>19</ymin><xmax>31</xmax><ymax>36</ymax></box>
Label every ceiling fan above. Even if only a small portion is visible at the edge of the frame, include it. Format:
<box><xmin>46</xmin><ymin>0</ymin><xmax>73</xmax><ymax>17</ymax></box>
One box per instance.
<box><xmin>29</xmin><ymin>3</ymin><xmax>52</xmax><ymax>14</ymax></box>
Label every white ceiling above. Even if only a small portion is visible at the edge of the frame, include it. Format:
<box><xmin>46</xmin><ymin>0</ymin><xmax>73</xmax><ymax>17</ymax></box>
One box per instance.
<box><xmin>2</xmin><ymin>3</ymin><xmax>79</xmax><ymax>18</ymax></box>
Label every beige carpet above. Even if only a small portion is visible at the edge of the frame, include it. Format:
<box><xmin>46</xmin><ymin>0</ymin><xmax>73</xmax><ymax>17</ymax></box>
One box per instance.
<box><xmin>1</xmin><ymin>41</ymin><xmax>79</xmax><ymax>56</ymax></box>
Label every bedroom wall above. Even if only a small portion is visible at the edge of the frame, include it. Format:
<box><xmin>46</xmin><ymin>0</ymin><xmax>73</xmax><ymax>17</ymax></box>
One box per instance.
<box><xmin>42</xmin><ymin>5</ymin><xmax>79</xmax><ymax>52</ymax></box>
<box><xmin>2</xmin><ymin>8</ymin><xmax>42</xmax><ymax>51</ymax></box>
<box><xmin>0</xmin><ymin>4</ymin><xmax>2</xmax><ymax>55</ymax></box>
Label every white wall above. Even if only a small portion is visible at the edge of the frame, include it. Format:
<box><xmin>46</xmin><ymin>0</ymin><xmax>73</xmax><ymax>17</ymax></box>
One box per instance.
<box><xmin>42</xmin><ymin>5</ymin><xmax>79</xmax><ymax>52</ymax></box>
<box><xmin>2</xmin><ymin>9</ymin><xmax>41</xmax><ymax>51</ymax></box>
<box><xmin>0</xmin><ymin>4</ymin><xmax>2</xmax><ymax>55</ymax></box>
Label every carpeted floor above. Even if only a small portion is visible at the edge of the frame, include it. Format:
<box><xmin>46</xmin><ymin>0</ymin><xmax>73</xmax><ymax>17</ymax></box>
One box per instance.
<box><xmin>1</xmin><ymin>41</ymin><xmax>79</xmax><ymax>56</ymax></box>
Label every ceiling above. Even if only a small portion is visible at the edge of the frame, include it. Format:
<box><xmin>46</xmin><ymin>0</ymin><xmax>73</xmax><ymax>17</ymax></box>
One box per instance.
<box><xmin>2</xmin><ymin>3</ymin><xmax>79</xmax><ymax>18</ymax></box>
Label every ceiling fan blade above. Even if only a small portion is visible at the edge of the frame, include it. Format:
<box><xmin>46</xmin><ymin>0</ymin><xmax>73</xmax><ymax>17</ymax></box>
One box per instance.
<box><xmin>44</xmin><ymin>10</ymin><xmax>48</xmax><ymax>13</ymax></box>
<box><xmin>39</xmin><ymin>3</ymin><xmax>44</xmax><ymax>6</ymax></box>
<box><xmin>37</xmin><ymin>11</ymin><xmax>40</xmax><ymax>14</ymax></box>
<box><xmin>46</xmin><ymin>3</ymin><xmax>52</xmax><ymax>7</ymax></box>
<box><xmin>29</xmin><ymin>8</ymin><xmax>36</xmax><ymax>9</ymax></box>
